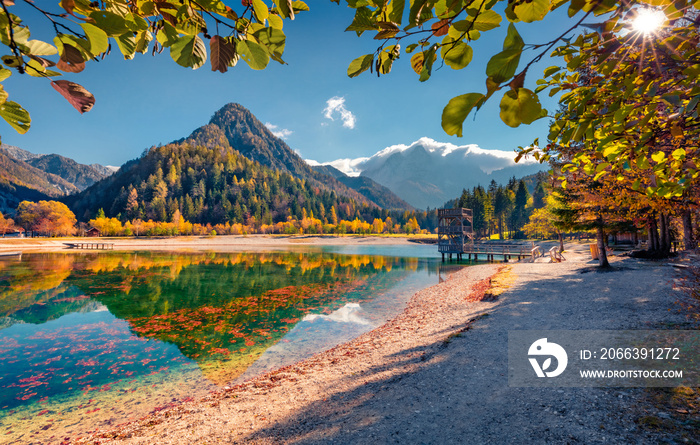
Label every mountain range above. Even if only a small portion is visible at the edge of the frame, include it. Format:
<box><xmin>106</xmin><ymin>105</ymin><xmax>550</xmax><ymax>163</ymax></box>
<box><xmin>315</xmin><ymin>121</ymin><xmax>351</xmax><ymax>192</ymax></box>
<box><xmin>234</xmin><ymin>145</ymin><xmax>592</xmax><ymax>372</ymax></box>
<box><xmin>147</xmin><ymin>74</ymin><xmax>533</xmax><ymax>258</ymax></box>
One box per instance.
<box><xmin>308</xmin><ymin>137</ymin><xmax>548</xmax><ymax>209</ymax></box>
<box><xmin>67</xmin><ymin>104</ymin><xmax>415</xmax><ymax>224</ymax></box>
<box><xmin>1</xmin><ymin>103</ymin><xmax>548</xmax><ymax>223</ymax></box>
<box><xmin>178</xmin><ymin>104</ymin><xmax>412</xmax><ymax>211</ymax></box>
<box><xmin>0</xmin><ymin>144</ymin><xmax>117</xmax><ymax>213</ymax></box>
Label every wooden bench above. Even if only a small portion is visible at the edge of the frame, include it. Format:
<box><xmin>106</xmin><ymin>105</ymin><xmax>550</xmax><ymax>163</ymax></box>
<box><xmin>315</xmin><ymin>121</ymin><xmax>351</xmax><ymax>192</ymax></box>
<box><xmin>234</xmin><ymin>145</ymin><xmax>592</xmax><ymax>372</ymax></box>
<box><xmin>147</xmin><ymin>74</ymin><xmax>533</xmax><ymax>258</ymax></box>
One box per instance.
<box><xmin>548</xmin><ymin>246</ymin><xmax>566</xmax><ymax>262</ymax></box>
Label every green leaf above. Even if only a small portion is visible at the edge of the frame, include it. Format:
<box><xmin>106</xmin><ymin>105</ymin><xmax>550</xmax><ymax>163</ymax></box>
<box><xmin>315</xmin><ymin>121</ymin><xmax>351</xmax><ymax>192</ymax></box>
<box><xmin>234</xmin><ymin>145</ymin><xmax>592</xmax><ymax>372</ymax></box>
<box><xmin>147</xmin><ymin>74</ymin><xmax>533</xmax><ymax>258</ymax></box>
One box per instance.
<box><xmin>291</xmin><ymin>1</ymin><xmax>309</xmax><ymax>12</ymax></box>
<box><xmin>686</xmin><ymin>95</ymin><xmax>700</xmax><ymax>113</ymax></box>
<box><xmin>388</xmin><ymin>0</ymin><xmax>405</xmax><ymax>25</ymax></box>
<box><xmin>252</xmin><ymin>26</ymin><xmax>286</xmax><ymax>63</ymax></box>
<box><xmin>238</xmin><ymin>39</ymin><xmax>270</xmax><ymax>70</ymax></box>
<box><xmin>81</xmin><ymin>23</ymin><xmax>109</xmax><ymax>55</ymax></box>
<box><xmin>170</xmin><ymin>34</ymin><xmax>207</xmax><ymax>69</ymax></box>
<box><xmin>135</xmin><ymin>30</ymin><xmax>153</xmax><ymax>54</ymax></box>
<box><xmin>124</xmin><ymin>13</ymin><xmax>149</xmax><ymax>32</ymax></box>
<box><xmin>419</xmin><ymin>45</ymin><xmax>437</xmax><ymax>82</ymax></box>
<box><xmin>405</xmin><ymin>43</ymin><xmax>419</xmax><ymax>53</ymax></box>
<box><xmin>499</xmin><ymin>88</ymin><xmax>542</xmax><ymax>128</ymax></box>
<box><xmin>513</xmin><ymin>0</ymin><xmax>550</xmax><ymax>23</ymax></box>
<box><xmin>637</xmin><ymin>156</ymin><xmax>650</xmax><ymax>170</ymax></box>
<box><xmin>503</xmin><ymin>23</ymin><xmax>524</xmax><ymax>50</ymax></box>
<box><xmin>345</xmin><ymin>6</ymin><xmax>377</xmax><ymax>35</ymax></box>
<box><xmin>157</xmin><ymin>22</ymin><xmax>180</xmax><ymax>48</ymax></box>
<box><xmin>485</xmin><ymin>48</ymin><xmax>521</xmax><ymax>83</ymax></box>
<box><xmin>408</xmin><ymin>0</ymin><xmax>430</xmax><ymax>27</ymax></box>
<box><xmin>276</xmin><ymin>0</ymin><xmax>295</xmax><ymax>20</ymax></box>
<box><xmin>347</xmin><ymin>54</ymin><xmax>373</xmax><ymax>78</ymax></box>
<box><xmin>253</xmin><ymin>0</ymin><xmax>269</xmax><ymax>22</ymax></box>
<box><xmin>470</xmin><ymin>10</ymin><xmax>502</xmax><ymax>31</ymax></box>
<box><xmin>0</xmin><ymin>68</ymin><xmax>11</xmax><ymax>81</ymax></box>
<box><xmin>378</xmin><ymin>51</ymin><xmax>393</xmax><ymax>74</ymax></box>
<box><xmin>0</xmin><ymin>100</ymin><xmax>30</xmax><ymax>134</ymax></box>
<box><xmin>442</xmin><ymin>93</ymin><xmax>485</xmax><ymax>137</ymax></box>
<box><xmin>25</xmin><ymin>40</ymin><xmax>58</xmax><ymax>56</ymax></box>
<box><xmin>268</xmin><ymin>14</ymin><xmax>284</xmax><ymax>29</ymax></box>
<box><xmin>89</xmin><ymin>10</ymin><xmax>130</xmax><ymax>36</ymax></box>
<box><xmin>117</xmin><ymin>32</ymin><xmax>137</xmax><ymax>59</ymax></box>
<box><xmin>441</xmin><ymin>41</ymin><xmax>473</xmax><ymax>70</ymax></box>
<box><xmin>24</xmin><ymin>58</ymin><xmax>49</xmax><ymax>77</ymax></box>
<box><xmin>543</xmin><ymin>65</ymin><xmax>560</xmax><ymax>77</ymax></box>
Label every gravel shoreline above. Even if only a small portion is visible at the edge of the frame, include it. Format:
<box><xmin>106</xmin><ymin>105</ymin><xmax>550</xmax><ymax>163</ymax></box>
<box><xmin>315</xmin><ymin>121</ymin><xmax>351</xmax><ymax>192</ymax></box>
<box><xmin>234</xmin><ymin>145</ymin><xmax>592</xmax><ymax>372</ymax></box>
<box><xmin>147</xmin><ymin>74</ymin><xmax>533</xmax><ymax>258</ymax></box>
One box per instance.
<box><xmin>0</xmin><ymin>235</ymin><xmax>419</xmax><ymax>253</ymax></box>
<box><xmin>73</xmin><ymin>242</ymin><xmax>693</xmax><ymax>445</ymax></box>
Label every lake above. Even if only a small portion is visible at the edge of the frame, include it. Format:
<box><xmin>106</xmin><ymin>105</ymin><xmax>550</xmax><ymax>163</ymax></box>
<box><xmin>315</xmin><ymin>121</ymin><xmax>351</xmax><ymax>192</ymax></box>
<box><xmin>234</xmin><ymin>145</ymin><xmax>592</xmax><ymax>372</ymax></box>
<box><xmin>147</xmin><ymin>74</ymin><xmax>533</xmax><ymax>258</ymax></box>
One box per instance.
<box><xmin>0</xmin><ymin>245</ymin><xmax>466</xmax><ymax>444</ymax></box>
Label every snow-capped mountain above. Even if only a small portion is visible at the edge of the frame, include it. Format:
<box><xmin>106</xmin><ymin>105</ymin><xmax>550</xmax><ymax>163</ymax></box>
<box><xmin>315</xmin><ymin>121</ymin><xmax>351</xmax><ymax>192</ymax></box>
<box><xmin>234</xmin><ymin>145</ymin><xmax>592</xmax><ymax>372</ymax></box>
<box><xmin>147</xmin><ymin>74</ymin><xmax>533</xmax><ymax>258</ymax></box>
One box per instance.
<box><xmin>307</xmin><ymin>137</ymin><xmax>547</xmax><ymax>209</ymax></box>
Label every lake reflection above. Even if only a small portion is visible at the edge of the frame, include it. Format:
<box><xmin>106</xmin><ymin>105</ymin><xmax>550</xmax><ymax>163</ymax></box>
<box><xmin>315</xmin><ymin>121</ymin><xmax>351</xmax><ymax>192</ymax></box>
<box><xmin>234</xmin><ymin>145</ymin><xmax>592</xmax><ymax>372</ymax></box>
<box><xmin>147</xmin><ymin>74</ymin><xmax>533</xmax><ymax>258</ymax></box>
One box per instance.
<box><xmin>0</xmin><ymin>249</ymin><xmax>463</xmax><ymax>444</ymax></box>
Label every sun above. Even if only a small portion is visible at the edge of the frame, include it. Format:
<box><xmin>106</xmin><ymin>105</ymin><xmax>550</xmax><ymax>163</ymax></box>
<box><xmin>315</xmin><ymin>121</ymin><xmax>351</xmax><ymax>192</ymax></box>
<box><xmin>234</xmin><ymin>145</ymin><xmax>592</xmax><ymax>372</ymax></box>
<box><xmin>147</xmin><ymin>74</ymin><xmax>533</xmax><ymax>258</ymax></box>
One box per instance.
<box><xmin>632</xmin><ymin>9</ymin><xmax>667</xmax><ymax>35</ymax></box>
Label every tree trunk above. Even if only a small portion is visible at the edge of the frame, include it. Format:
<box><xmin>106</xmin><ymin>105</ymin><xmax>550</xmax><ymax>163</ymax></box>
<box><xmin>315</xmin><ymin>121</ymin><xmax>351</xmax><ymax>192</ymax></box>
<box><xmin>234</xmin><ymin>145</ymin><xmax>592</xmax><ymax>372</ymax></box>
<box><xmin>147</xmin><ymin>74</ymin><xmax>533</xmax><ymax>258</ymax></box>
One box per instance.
<box><xmin>558</xmin><ymin>232</ymin><xmax>564</xmax><ymax>253</ymax></box>
<box><xmin>596</xmin><ymin>215</ymin><xmax>610</xmax><ymax>268</ymax></box>
<box><xmin>648</xmin><ymin>214</ymin><xmax>659</xmax><ymax>252</ymax></box>
<box><xmin>682</xmin><ymin>209</ymin><xmax>696</xmax><ymax>250</ymax></box>
<box><xmin>659</xmin><ymin>212</ymin><xmax>670</xmax><ymax>256</ymax></box>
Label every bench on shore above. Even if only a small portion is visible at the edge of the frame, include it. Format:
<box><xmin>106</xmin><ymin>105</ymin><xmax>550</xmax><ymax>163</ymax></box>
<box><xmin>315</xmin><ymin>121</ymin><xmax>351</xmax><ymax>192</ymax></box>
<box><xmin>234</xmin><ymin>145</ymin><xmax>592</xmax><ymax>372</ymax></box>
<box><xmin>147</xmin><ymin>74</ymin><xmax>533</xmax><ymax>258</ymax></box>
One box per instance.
<box><xmin>548</xmin><ymin>246</ymin><xmax>566</xmax><ymax>262</ymax></box>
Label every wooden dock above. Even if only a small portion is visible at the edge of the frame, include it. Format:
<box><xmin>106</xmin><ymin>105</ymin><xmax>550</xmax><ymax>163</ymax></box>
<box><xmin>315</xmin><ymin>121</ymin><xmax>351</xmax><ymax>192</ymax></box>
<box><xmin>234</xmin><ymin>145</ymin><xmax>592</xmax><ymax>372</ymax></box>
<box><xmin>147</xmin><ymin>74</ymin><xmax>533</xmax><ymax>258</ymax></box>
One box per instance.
<box><xmin>64</xmin><ymin>242</ymin><xmax>114</xmax><ymax>250</ymax></box>
<box><xmin>440</xmin><ymin>243</ymin><xmax>538</xmax><ymax>262</ymax></box>
<box><xmin>0</xmin><ymin>251</ymin><xmax>22</xmax><ymax>259</ymax></box>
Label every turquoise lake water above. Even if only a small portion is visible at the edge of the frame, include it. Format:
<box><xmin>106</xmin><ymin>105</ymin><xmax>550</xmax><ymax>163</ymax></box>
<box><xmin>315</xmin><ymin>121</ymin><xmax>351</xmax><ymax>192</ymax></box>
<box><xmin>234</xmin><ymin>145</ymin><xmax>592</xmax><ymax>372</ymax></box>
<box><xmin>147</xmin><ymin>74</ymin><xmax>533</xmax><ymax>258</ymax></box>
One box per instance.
<box><xmin>0</xmin><ymin>246</ymin><xmax>467</xmax><ymax>444</ymax></box>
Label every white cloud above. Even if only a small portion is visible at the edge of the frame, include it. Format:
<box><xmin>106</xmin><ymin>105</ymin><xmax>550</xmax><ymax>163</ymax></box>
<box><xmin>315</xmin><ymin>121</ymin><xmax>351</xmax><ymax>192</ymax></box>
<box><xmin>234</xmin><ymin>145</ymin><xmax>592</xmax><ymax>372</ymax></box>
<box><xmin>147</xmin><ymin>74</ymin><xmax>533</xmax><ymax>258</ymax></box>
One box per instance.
<box><xmin>264</xmin><ymin>122</ymin><xmax>293</xmax><ymax>139</ymax></box>
<box><xmin>323</xmin><ymin>96</ymin><xmax>356</xmax><ymax>129</ymax></box>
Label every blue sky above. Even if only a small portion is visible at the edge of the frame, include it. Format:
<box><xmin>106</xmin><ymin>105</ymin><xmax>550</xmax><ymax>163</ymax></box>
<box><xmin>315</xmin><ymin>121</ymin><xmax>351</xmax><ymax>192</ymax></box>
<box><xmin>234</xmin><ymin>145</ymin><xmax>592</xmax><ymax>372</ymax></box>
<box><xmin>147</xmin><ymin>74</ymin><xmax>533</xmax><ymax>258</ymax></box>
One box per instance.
<box><xmin>0</xmin><ymin>2</ymin><xmax>573</xmax><ymax>167</ymax></box>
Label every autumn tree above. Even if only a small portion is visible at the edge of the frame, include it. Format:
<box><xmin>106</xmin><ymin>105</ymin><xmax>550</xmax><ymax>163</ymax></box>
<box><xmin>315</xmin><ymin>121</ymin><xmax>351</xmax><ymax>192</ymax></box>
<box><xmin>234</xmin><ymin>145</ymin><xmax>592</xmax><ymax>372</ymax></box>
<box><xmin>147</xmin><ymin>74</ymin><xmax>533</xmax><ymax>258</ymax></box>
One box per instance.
<box><xmin>340</xmin><ymin>1</ymin><xmax>695</xmax><ymax>137</ymax></box>
<box><xmin>88</xmin><ymin>215</ymin><xmax>123</xmax><ymax>236</ymax></box>
<box><xmin>16</xmin><ymin>200</ymin><xmax>77</xmax><ymax>236</ymax></box>
<box><xmin>527</xmin><ymin>19</ymin><xmax>700</xmax><ymax>258</ymax></box>
<box><xmin>523</xmin><ymin>204</ymin><xmax>559</xmax><ymax>240</ymax></box>
<box><xmin>0</xmin><ymin>212</ymin><xmax>18</xmax><ymax>236</ymax></box>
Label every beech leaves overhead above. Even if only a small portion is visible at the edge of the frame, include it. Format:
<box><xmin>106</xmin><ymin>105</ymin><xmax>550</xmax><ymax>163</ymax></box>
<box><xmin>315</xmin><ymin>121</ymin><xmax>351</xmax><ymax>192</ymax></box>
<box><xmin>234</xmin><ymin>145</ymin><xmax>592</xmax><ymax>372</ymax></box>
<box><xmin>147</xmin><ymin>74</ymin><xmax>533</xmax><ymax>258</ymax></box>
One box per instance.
<box><xmin>339</xmin><ymin>0</ymin><xmax>699</xmax><ymax>199</ymax></box>
<box><xmin>0</xmin><ymin>0</ymin><xmax>305</xmax><ymax>132</ymax></box>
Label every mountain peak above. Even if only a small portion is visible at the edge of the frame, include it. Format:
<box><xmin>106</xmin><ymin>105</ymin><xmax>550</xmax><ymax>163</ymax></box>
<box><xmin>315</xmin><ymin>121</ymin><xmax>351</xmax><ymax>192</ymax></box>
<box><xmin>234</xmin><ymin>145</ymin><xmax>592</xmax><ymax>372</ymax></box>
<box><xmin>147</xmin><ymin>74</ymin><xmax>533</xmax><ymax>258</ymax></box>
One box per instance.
<box><xmin>309</xmin><ymin>137</ymin><xmax>546</xmax><ymax>209</ymax></box>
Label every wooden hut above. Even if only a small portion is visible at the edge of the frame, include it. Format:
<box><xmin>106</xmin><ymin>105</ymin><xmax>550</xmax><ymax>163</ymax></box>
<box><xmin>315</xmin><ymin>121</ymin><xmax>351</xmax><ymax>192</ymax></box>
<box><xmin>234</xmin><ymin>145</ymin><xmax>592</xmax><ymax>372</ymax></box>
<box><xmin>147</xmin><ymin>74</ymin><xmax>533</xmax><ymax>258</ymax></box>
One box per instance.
<box><xmin>86</xmin><ymin>227</ymin><xmax>101</xmax><ymax>237</ymax></box>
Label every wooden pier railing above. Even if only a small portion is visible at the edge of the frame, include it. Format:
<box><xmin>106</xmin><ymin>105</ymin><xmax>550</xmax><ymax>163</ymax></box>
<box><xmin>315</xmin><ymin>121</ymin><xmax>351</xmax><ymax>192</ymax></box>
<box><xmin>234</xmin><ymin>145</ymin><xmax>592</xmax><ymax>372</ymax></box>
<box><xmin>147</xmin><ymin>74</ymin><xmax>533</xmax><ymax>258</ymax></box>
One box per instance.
<box><xmin>440</xmin><ymin>243</ymin><xmax>542</xmax><ymax>262</ymax></box>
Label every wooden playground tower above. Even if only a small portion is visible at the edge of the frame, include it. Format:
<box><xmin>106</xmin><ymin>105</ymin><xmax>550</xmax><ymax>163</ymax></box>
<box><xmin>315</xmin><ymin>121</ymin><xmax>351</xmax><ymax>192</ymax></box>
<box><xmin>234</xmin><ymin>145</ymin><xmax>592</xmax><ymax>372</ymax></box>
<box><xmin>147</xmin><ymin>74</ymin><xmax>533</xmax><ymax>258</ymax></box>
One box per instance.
<box><xmin>437</xmin><ymin>208</ymin><xmax>474</xmax><ymax>262</ymax></box>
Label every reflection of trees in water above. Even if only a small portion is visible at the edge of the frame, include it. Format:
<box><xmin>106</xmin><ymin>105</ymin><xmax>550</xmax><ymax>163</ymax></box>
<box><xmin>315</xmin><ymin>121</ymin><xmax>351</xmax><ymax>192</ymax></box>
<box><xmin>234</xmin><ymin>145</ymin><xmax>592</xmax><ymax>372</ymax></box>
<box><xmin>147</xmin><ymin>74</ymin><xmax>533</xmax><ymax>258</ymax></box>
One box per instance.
<box><xmin>0</xmin><ymin>252</ymin><xmax>424</xmax><ymax>382</ymax></box>
<box><xmin>0</xmin><ymin>254</ymin><xmax>76</xmax><ymax>321</ymax></box>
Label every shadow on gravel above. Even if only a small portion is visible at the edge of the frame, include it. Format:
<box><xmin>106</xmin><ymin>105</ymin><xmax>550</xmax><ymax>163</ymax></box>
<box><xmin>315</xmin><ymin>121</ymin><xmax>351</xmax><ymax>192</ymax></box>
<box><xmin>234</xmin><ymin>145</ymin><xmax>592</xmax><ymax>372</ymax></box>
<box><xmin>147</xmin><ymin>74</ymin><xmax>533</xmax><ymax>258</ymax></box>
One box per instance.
<box><xmin>238</xmin><ymin>257</ymin><xmax>684</xmax><ymax>444</ymax></box>
<box><xmin>578</xmin><ymin>265</ymin><xmax>636</xmax><ymax>274</ymax></box>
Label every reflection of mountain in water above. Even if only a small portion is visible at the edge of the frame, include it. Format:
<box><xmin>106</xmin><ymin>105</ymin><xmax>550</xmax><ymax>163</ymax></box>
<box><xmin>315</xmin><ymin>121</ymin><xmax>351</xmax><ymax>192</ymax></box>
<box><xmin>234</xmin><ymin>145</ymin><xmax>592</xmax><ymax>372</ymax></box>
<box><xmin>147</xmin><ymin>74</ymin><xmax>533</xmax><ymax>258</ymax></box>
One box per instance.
<box><xmin>238</xmin><ymin>265</ymin><xmax>438</xmax><ymax>381</ymax></box>
<box><xmin>303</xmin><ymin>303</ymin><xmax>371</xmax><ymax>325</ymax></box>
